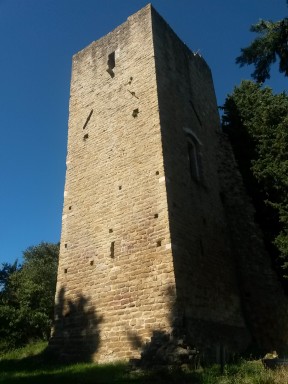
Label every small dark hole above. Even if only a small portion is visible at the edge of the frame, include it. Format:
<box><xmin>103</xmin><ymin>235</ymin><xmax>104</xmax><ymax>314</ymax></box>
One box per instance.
<box><xmin>132</xmin><ymin>108</ymin><xmax>139</xmax><ymax>118</ymax></box>
<box><xmin>156</xmin><ymin>171</ymin><xmax>159</xmax><ymax>175</ymax></box>
<box><xmin>90</xmin><ymin>260</ymin><xmax>94</xmax><ymax>266</ymax></box>
<box><xmin>154</xmin><ymin>213</ymin><xmax>158</xmax><ymax>218</ymax></box>
<box><xmin>69</xmin><ymin>206</ymin><xmax>72</xmax><ymax>210</ymax></box>
<box><xmin>157</xmin><ymin>240</ymin><xmax>161</xmax><ymax>247</ymax></box>
<box><xmin>83</xmin><ymin>133</ymin><xmax>89</xmax><ymax>140</ymax></box>
<box><xmin>65</xmin><ymin>244</ymin><xmax>67</xmax><ymax>248</ymax></box>
<box><xmin>64</xmin><ymin>268</ymin><xmax>68</xmax><ymax>274</ymax></box>
<box><xmin>119</xmin><ymin>186</ymin><xmax>122</xmax><ymax>190</ymax></box>
<box><xmin>109</xmin><ymin>229</ymin><xmax>113</xmax><ymax>233</ymax></box>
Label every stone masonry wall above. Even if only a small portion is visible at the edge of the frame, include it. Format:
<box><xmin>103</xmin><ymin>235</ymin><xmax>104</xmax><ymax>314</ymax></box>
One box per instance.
<box><xmin>51</xmin><ymin>4</ymin><xmax>288</xmax><ymax>363</ymax></box>
<box><xmin>51</xmin><ymin>4</ymin><xmax>177</xmax><ymax>363</ymax></box>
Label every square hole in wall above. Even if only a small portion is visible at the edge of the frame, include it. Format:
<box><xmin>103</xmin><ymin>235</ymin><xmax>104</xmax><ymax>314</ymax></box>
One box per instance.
<box><xmin>132</xmin><ymin>108</ymin><xmax>139</xmax><ymax>118</ymax></box>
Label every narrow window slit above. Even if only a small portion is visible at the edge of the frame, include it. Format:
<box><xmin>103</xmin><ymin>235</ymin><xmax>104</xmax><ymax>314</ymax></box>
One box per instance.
<box><xmin>119</xmin><ymin>185</ymin><xmax>122</xmax><ymax>190</ymax></box>
<box><xmin>64</xmin><ymin>268</ymin><xmax>68</xmax><ymax>274</ymax></box>
<box><xmin>157</xmin><ymin>240</ymin><xmax>162</xmax><ymax>247</ymax></box>
<box><xmin>187</xmin><ymin>133</ymin><xmax>203</xmax><ymax>182</ymax></box>
<box><xmin>110</xmin><ymin>241</ymin><xmax>115</xmax><ymax>258</ymax></box>
<box><xmin>82</xmin><ymin>109</ymin><xmax>93</xmax><ymax>130</ymax></box>
<box><xmin>107</xmin><ymin>52</ymin><xmax>115</xmax><ymax>78</ymax></box>
<box><xmin>90</xmin><ymin>260</ymin><xmax>94</xmax><ymax>266</ymax></box>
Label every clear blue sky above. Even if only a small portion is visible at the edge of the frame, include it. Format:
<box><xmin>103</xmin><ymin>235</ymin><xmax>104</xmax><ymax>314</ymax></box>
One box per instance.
<box><xmin>0</xmin><ymin>0</ymin><xmax>286</xmax><ymax>265</ymax></box>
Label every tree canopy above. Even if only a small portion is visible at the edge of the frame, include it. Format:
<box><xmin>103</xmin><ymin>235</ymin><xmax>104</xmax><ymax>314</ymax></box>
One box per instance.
<box><xmin>222</xmin><ymin>81</ymin><xmax>288</xmax><ymax>278</ymax></box>
<box><xmin>0</xmin><ymin>242</ymin><xmax>59</xmax><ymax>351</ymax></box>
<box><xmin>236</xmin><ymin>11</ymin><xmax>288</xmax><ymax>82</ymax></box>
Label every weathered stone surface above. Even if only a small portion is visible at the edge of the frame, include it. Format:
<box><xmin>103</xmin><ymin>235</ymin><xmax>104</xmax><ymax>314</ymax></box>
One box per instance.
<box><xmin>49</xmin><ymin>4</ymin><xmax>288</xmax><ymax>363</ymax></box>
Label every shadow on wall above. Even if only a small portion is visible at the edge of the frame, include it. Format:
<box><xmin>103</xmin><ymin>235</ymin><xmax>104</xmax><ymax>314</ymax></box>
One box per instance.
<box><xmin>49</xmin><ymin>287</ymin><xmax>103</xmax><ymax>362</ymax></box>
<box><xmin>127</xmin><ymin>286</ymin><xmax>201</xmax><ymax>368</ymax></box>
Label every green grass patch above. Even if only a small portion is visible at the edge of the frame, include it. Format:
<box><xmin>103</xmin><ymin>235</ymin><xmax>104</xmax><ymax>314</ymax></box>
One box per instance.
<box><xmin>1</xmin><ymin>342</ymin><xmax>288</xmax><ymax>383</ymax></box>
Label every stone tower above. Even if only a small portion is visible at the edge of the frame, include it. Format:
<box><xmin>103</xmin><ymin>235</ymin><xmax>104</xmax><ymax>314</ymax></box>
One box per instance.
<box><xmin>50</xmin><ymin>4</ymin><xmax>288</xmax><ymax>363</ymax></box>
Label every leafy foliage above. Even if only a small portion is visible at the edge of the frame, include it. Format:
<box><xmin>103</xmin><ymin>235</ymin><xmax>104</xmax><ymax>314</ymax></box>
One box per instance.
<box><xmin>0</xmin><ymin>260</ymin><xmax>18</xmax><ymax>292</ymax></box>
<box><xmin>0</xmin><ymin>242</ymin><xmax>59</xmax><ymax>351</ymax></box>
<box><xmin>222</xmin><ymin>81</ymin><xmax>288</xmax><ymax>276</ymax></box>
<box><xmin>236</xmin><ymin>16</ymin><xmax>288</xmax><ymax>82</ymax></box>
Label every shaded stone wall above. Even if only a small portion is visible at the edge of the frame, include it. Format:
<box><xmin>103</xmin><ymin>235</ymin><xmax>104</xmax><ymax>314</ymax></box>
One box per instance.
<box><xmin>151</xmin><ymin>8</ymin><xmax>249</xmax><ymax>352</ymax></box>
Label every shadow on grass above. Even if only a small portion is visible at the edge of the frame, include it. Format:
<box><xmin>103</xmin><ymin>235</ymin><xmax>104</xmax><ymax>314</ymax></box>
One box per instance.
<box><xmin>0</xmin><ymin>346</ymin><xmax>205</xmax><ymax>384</ymax></box>
<box><xmin>0</xmin><ymin>350</ymin><xmax>128</xmax><ymax>384</ymax></box>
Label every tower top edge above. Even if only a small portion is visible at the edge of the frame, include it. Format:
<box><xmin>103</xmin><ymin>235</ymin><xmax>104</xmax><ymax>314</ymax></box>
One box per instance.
<box><xmin>71</xmin><ymin>2</ymin><xmax>211</xmax><ymax>71</ymax></box>
<box><xmin>72</xmin><ymin>3</ymin><xmax>153</xmax><ymax>59</ymax></box>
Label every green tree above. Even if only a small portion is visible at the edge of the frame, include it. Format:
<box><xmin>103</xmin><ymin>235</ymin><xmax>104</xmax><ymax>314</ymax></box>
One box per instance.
<box><xmin>0</xmin><ymin>260</ymin><xmax>18</xmax><ymax>292</ymax></box>
<box><xmin>0</xmin><ymin>242</ymin><xmax>59</xmax><ymax>351</ymax></box>
<box><xmin>222</xmin><ymin>81</ymin><xmax>288</xmax><ymax>277</ymax></box>
<box><xmin>236</xmin><ymin>9</ymin><xmax>288</xmax><ymax>82</ymax></box>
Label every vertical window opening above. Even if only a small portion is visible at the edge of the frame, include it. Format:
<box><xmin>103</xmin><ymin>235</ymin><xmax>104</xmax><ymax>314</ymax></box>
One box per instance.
<box><xmin>107</xmin><ymin>51</ymin><xmax>115</xmax><ymax>78</ymax></box>
<box><xmin>186</xmin><ymin>132</ymin><xmax>202</xmax><ymax>182</ymax></box>
<box><xmin>188</xmin><ymin>140</ymin><xmax>200</xmax><ymax>180</ymax></box>
<box><xmin>82</xmin><ymin>109</ymin><xmax>93</xmax><ymax>130</ymax></box>
<box><xmin>110</xmin><ymin>241</ymin><xmax>115</xmax><ymax>258</ymax></box>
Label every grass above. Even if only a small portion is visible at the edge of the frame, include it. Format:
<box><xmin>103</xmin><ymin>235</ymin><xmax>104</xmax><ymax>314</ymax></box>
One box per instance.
<box><xmin>1</xmin><ymin>342</ymin><xmax>288</xmax><ymax>383</ymax></box>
